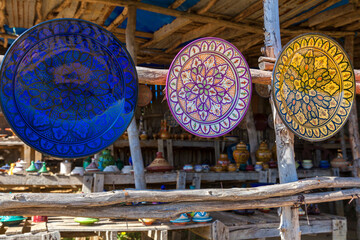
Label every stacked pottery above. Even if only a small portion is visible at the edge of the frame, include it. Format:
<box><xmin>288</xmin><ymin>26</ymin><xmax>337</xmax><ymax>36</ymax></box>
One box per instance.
<box><xmin>98</xmin><ymin>149</ymin><xmax>115</xmax><ymax>171</ymax></box>
<box><xmin>232</xmin><ymin>141</ymin><xmax>249</xmax><ymax>168</ymax></box>
<box><xmin>227</xmin><ymin>163</ymin><xmax>237</xmax><ymax>172</ymax></box>
<box><xmin>86</xmin><ymin>159</ymin><xmax>100</xmax><ymax>172</ymax></box>
<box><xmin>183</xmin><ymin>164</ymin><xmax>193</xmax><ymax>172</ymax></box>
<box><xmin>331</xmin><ymin>150</ymin><xmax>348</xmax><ymax>171</ymax></box>
<box><xmin>302</xmin><ymin>160</ymin><xmax>313</xmax><ymax>169</ymax></box>
<box><xmin>255</xmin><ymin>162</ymin><xmax>263</xmax><ymax>172</ymax></box>
<box><xmin>256</xmin><ymin>142</ymin><xmax>272</xmax><ymax>163</ymax></box>
<box><xmin>60</xmin><ymin>160</ymin><xmax>72</xmax><ymax>174</ymax></box>
<box><xmin>319</xmin><ymin>160</ymin><xmax>330</xmax><ymax>169</ymax></box>
<box><xmin>217</xmin><ymin>153</ymin><xmax>229</xmax><ymax>170</ymax></box>
<box><xmin>13</xmin><ymin>160</ymin><xmax>27</xmax><ymax>174</ymax></box>
<box><xmin>26</xmin><ymin>161</ymin><xmax>38</xmax><ymax>172</ymax></box>
<box><xmin>103</xmin><ymin>165</ymin><xmax>120</xmax><ymax>172</ymax></box>
<box><xmin>121</xmin><ymin>165</ymin><xmax>133</xmax><ymax>174</ymax></box>
<box><xmin>38</xmin><ymin>162</ymin><xmax>49</xmax><ymax>173</ymax></box>
<box><xmin>146</xmin><ymin>152</ymin><xmax>173</xmax><ymax>172</ymax></box>
<box><xmin>139</xmin><ymin>218</ymin><xmax>156</xmax><ymax>226</ymax></box>
<box><xmin>201</xmin><ymin>164</ymin><xmax>210</xmax><ymax>172</ymax></box>
<box><xmin>0</xmin><ymin>163</ymin><xmax>10</xmax><ymax>173</ymax></box>
<box><xmin>194</xmin><ymin>164</ymin><xmax>202</xmax><ymax>173</ymax></box>
<box><xmin>192</xmin><ymin>212</ymin><xmax>212</xmax><ymax>223</ymax></box>
<box><xmin>71</xmin><ymin>167</ymin><xmax>85</xmax><ymax>176</ymax></box>
<box><xmin>170</xmin><ymin>213</ymin><xmax>190</xmax><ymax>225</ymax></box>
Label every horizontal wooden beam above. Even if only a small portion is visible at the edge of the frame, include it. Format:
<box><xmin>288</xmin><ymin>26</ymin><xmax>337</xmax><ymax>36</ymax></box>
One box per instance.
<box><xmin>137</xmin><ymin>67</ymin><xmax>360</xmax><ymax>95</ymax></box>
<box><xmin>0</xmin><ymin>188</ymin><xmax>358</xmax><ymax>219</ymax></box>
<box><xmin>0</xmin><ymin>177</ymin><xmax>358</xmax><ymax>208</ymax></box>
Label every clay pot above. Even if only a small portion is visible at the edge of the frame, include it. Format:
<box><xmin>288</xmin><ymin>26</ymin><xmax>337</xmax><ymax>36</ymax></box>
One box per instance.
<box><xmin>302</xmin><ymin>160</ymin><xmax>313</xmax><ymax>169</ymax></box>
<box><xmin>146</xmin><ymin>152</ymin><xmax>173</xmax><ymax>172</ymax></box>
<box><xmin>140</xmin><ymin>131</ymin><xmax>148</xmax><ymax>140</ymax></box>
<box><xmin>255</xmin><ymin>162</ymin><xmax>263</xmax><ymax>172</ymax></box>
<box><xmin>331</xmin><ymin>150</ymin><xmax>348</xmax><ymax>171</ymax></box>
<box><xmin>227</xmin><ymin>163</ymin><xmax>237</xmax><ymax>172</ymax></box>
<box><xmin>232</xmin><ymin>141</ymin><xmax>249</xmax><ymax>167</ymax></box>
<box><xmin>183</xmin><ymin>164</ymin><xmax>193</xmax><ymax>172</ymax></box>
<box><xmin>256</xmin><ymin>141</ymin><xmax>272</xmax><ymax>163</ymax></box>
<box><xmin>214</xmin><ymin>165</ymin><xmax>223</xmax><ymax>172</ymax></box>
<box><xmin>217</xmin><ymin>154</ymin><xmax>229</xmax><ymax>170</ymax></box>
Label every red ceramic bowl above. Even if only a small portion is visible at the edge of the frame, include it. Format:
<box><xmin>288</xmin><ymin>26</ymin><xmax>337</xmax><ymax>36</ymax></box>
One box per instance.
<box><xmin>32</xmin><ymin>216</ymin><xmax>47</xmax><ymax>223</ymax></box>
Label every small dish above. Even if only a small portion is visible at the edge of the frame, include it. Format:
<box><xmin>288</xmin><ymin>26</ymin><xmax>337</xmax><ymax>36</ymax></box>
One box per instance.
<box><xmin>74</xmin><ymin>217</ymin><xmax>99</xmax><ymax>225</ymax></box>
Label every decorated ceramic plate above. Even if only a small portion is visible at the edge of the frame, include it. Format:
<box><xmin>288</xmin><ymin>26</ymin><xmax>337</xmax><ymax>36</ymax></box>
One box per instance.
<box><xmin>273</xmin><ymin>33</ymin><xmax>354</xmax><ymax>141</ymax></box>
<box><xmin>0</xmin><ymin>19</ymin><xmax>137</xmax><ymax>157</ymax></box>
<box><xmin>166</xmin><ymin>37</ymin><xmax>251</xmax><ymax>138</ymax></box>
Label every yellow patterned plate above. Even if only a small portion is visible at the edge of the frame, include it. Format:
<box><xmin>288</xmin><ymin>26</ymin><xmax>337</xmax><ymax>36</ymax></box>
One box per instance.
<box><xmin>272</xmin><ymin>33</ymin><xmax>355</xmax><ymax>141</ymax></box>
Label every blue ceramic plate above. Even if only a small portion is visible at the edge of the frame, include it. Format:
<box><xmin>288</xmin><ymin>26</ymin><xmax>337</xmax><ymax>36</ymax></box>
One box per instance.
<box><xmin>0</xmin><ymin>19</ymin><xmax>137</xmax><ymax>158</ymax></box>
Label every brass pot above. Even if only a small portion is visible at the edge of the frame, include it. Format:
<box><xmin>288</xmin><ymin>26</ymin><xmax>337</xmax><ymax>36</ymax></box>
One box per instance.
<box><xmin>233</xmin><ymin>141</ymin><xmax>249</xmax><ymax>167</ymax></box>
<box><xmin>256</xmin><ymin>141</ymin><xmax>272</xmax><ymax>163</ymax></box>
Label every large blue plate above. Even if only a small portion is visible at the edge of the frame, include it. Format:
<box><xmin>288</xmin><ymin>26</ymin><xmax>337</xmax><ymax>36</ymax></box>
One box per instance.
<box><xmin>0</xmin><ymin>19</ymin><xmax>138</xmax><ymax>158</ymax></box>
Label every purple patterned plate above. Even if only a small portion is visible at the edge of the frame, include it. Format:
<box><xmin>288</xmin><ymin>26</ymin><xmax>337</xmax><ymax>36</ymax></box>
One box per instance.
<box><xmin>166</xmin><ymin>37</ymin><xmax>251</xmax><ymax>138</ymax></box>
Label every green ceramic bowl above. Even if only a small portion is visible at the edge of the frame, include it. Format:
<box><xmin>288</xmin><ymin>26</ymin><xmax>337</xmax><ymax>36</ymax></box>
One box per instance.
<box><xmin>74</xmin><ymin>217</ymin><xmax>99</xmax><ymax>225</ymax></box>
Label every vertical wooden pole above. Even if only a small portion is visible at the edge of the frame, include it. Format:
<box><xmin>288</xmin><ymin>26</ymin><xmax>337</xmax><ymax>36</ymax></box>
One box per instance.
<box><xmin>345</xmin><ymin>35</ymin><xmax>360</xmax><ymax>240</ymax></box>
<box><xmin>245</xmin><ymin>103</ymin><xmax>259</xmax><ymax>165</ymax></box>
<box><xmin>126</xmin><ymin>5</ymin><xmax>146</xmax><ymax>190</ymax></box>
<box><xmin>263</xmin><ymin>0</ymin><xmax>300</xmax><ymax>239</ymax></box>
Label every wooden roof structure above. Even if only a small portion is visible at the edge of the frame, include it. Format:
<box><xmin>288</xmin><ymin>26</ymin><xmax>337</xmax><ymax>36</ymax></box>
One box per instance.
<box><xmin>0</xmin><ymin>0</ymin><xmax>359</xmax><ymax>68</ymax></box>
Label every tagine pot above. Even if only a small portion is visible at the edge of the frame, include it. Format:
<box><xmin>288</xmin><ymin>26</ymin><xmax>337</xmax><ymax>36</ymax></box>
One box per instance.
<box><xmin>232</xmin><ymin>141</ymin><xmax>249</xmax><ymax>167</ymax></box>
<box><xmin>140</xmin><ymin>131</ymin><xmax>148</xmax><ymax>140</ymax></box>
<box><xmin>99</xmin><ymin>149</ymin><xmax>115</xmax><ymax>170</ymax></box>
<box><xmin>146</xmin><ymin>152</ymin><xmax>173</xmax><ymax>172</ymax></box>
<box><xmin>256</xmin><ymin>141</ymin><xmax>272</xmax><ymax>163</ymax></box>
<box><xmin>227</xmin><ymin>163</ymin><xmax>237</xmax><ymax>172</ymax></box>
<box><xmin>217</xmin><ymin>153</ymin><xmax>229</xmax><ymax>170</ymax></box>
<box><xmin>331</xmin><ymin>150</ymin><xmax>348</xmax><ymax>171</ymax></box>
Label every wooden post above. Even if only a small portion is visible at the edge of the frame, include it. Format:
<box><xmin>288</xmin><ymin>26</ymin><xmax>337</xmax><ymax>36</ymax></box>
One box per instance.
<box><xmin>263</xmin><ymin>0</ymin><xmax>300</xmax><ymax>239</ymax></box>
<box><xmin>345</xmin><ymin>35</ymin><xmax>360</xmax><ymax>240</ymax></box>
<box><xmin>126</xmin><ymin>4</ymin><xmax>146</xmax><ymax>190</ymax></box>
<box><xmin>245</xmin><ymin>103</ymin><xmax>259</xmax><ymax>165</ymax></box>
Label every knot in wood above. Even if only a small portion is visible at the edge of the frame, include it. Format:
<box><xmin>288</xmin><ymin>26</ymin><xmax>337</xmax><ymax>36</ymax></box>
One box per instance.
<box><xmin>11</xmin><ymin>195</ymin><xmax>25</xmax><ymax>201</ymax></box>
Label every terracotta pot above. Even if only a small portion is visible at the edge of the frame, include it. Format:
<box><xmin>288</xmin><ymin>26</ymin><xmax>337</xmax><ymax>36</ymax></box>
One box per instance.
<box><xmin>256</xmin><ymin>141</ymin><xmax>272</xmax><ymax>163</ymax></box>
<box><xmin>331</xmin><ymin>150</ymin><xmax>348</xmax><ymax>171</ymax></box>
<box><xmin>217</xmin><ymin>154</ymin><xmax>229</xmax><ymax>170</ymax></box>
<box><xmin>146</xmin><ymin>152</ymin><xmax>173</xmax><ymax>172</ymax></box>
<box><xmin>232</xmin><ymin>141</ymin><xmax>249</xmax><ymax>167</ymax></box>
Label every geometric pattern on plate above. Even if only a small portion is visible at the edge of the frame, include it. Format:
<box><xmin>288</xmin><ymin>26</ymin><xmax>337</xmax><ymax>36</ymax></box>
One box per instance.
<box><xmin>273</xmin><ymin>33</ymin><xmax>355</xmax><ymax>141</ymax></box>
<box><xmin>166</xmin><ymin>37</ymin><xmax>252</xmax><ymax>138</ymax></box>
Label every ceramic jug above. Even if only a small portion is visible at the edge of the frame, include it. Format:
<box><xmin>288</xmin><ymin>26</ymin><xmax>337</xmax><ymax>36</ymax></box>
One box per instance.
<box><xmin>256</xmin><ymin>141</ymin><xmax>272</xmax><ymax>163</ymax></box>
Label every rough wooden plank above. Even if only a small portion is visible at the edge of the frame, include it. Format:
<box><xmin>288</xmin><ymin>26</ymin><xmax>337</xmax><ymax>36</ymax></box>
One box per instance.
<box><xmin>82</xmin><ymin>0</ymin><xmax>263</xmax><ymax>34</ymax></box>
<box><xmin>282</xmin><ymin>0</ymin><xmax>340</xmax><ymax>28</ymax></box>
<box><xmin>212</xmin><ymin>220</ymin><xmax>229</xmax><ymax>240</ymax></box>
<box><xmin>176</xmin><ymin>171</ymin><xmax>186</xmax><ymax>189</ymax></box>
<box><xmin>0</xmin><ymin>189</ymin><xmax>358</xmax><ymax>219</ymax></box>
<box><xmin>82</xmin><ymin>175</ymin><xmax>94</xmax><ymax>193</ymax></box>
<box><xmin>106</xmin><ymin>6</ymin><xmax>128</xmax><ymax>31</ymax></box>
<box><xmin>233</xmin><ymin>1</ymin><xmax>263</xmax><ymax>22</ymax></box>
<box><xmin>142</xmin><ymin>18</ymin><xmax>191</xmax><ymax>48</ymax></box>
<box><xmin>307</xmin><ymin>3</ymin><xmax>355</xmax><ymax>27</ymax></box>
<box><xmin>93</xmin><ymin>174</ymin><xmax>104</xmax><ymax>192</ymax></box>
<box><xmin>166</xmin><ymin>140</ymin><xmax>173</xmax><ymax>166</ymax></box>
<box><xmin>30</xmin><ymin>222</ymin><xmax>47</xmax><ymax>234</ymax></box>
<box><xmin>0</xmin><ymin>174</ymin><xmax>83</xmax><ymax>186</ymax></box>
<box><xmin>332</xmin><ymin>219</ymin><xmax>347</xmax><ymax>240</ymax></box>
<box><xmin>45</xmin><ymin>0</ymin><xmax>71</xmax><ymax>20</ymax></box>
<box><xmin>192</xmin><ymin>173</ymin><xmax>201</xmax><ymax>189</ymax></box>
<box><xmin>5</xmin><ymin>221</ymin><xmax>25</xmax><ymax>235</ymax></box>
<box><xmin>157</xmin><ymin>139</ymin><xmax>164</xmax><ymax>153</ymax></box>
<box><xmin>169</xmin><ymin>0</ymin><xmax>186</xmax><ymax>9</ymax></box>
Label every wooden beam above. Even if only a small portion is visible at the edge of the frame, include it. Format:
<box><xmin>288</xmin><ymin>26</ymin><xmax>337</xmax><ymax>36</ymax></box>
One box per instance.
<box><xmin>106</xmin><ymin>7</ymin><xmax>128</xmax><ymax>31</ymax></box>
<box><xmin>73</xmin><ymin>2</ymin><xmax>88</xmax><ymax>19</ymax></box>
<box><xmin>0</xmin><ymin>189</ymin><xmax>359</xmax><ymax>219</ymax></box>
<box><xmin>0</xmin><ymin>0</ymin><xmax>6</xmax><ymax>32</ymax></box>
<box><xmin>306</xmin><ymin>3</ymin><xmax>355</xmax><ymax>27</ymax></box>
<box><xmin>35</xmin><ymin>0</ymin><xmax>43</xmax><ymax>25</ymax></box>
<box><xmin>97</xmin><ymin>6</ymin><xmax>116</xmax><ymax>26</ymax></box>
<box><xmin>280</xmin><ymin>0</ymin><xmax>322</xmax><ymax>23</ymax></box>
<box><xmin>333</xmin><ymin>9</ymin><xmax>360</xmax><ymax>28</ymax></box>
<box><xmin>126</xmin><ymin>5</ymin><xmax>146</xmax><ymax>190</ymax></box>
<box><xmin>169</xmin><ymin>0</ymin><xmax>186</xmax><ymax>9</ymax></box>
<box><xmin>1</xmin><ymin>177</ymin><xmax>358</xmax><ymax>207</ymax></box>
<box><xmin>233</xmin><ymin>1</ymin><xmax>263</xmax><ymax>22</ymax></box>
<box><xmin>282</xmin><ymin>0</ymin><xmax>340</xmax><ymax>28</ymax></box>
<box><xmin>197</xmin><ymin>0</ymin><xmax>217</xmax><ymax>15</ymax></box>
<box><xmin>141</xmin><ymin>18</ymin><xmax>192</xmax><ymax>48</ymax></box>
<box><xmin>46</xmin><ymin>0</ymin><xmax>71</xmax><ymax>20</ymax></box>
<box><xmin>114</xmin><ymin>28</ymin><xmax>153</xmax><ymax>39</ymax></box>
<box><xmin>81</xmin><ymin>0</ymin><xmax>264</xmax><ymax>34</ymax></box>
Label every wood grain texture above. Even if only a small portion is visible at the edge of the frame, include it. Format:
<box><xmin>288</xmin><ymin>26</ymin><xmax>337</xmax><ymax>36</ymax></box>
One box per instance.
<box><xmin>0</xmin><ymin>189</ymin><xmax>358</xmax><ymax>219</ymax></box>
